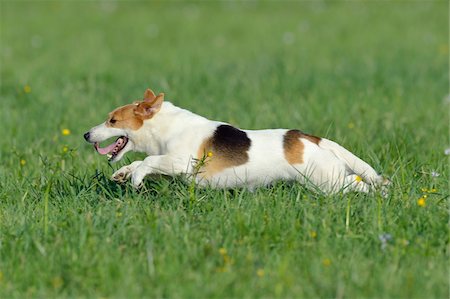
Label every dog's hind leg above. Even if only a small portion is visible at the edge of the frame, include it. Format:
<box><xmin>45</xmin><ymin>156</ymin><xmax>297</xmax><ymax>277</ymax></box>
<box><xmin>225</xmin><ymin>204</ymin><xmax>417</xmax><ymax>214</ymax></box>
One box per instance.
<box><xmin>342</xmin><ymin>174</ymin><xmax>371</xmax><ymax>193</ymax></box>
<box><xmin>342</xmin><ymin>174</ymin><xmax>390</xmax><ymax>197</ymax></box>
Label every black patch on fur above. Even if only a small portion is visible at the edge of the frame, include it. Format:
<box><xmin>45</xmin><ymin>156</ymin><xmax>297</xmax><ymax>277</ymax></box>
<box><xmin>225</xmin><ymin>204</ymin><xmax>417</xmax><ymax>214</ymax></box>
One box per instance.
<box><xmin>211</xmin><ymin>125</ymin><xmax>251</xmax><ymax>163</ymax></box>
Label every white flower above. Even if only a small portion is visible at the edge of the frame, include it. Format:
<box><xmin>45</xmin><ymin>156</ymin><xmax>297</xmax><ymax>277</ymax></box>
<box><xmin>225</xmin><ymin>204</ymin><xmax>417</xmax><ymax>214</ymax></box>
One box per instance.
<box><xmin>431</xmin><ymin>171</ymin><xmax>440</xmax><ymax>178</ymax></box>
<box><xmin>378</xmin><ymin>233</ymin><xmax>392</xmax><ymax>243</ymax></box>
<box><xmin>378</xmin><ymin>233</ymin><xmax>393</xmax><ymax>250</ymax></box>
<box><xmin>445</xmin><ymin>148</ymin><xmax>450</xmax><ymax>155</ymax></box>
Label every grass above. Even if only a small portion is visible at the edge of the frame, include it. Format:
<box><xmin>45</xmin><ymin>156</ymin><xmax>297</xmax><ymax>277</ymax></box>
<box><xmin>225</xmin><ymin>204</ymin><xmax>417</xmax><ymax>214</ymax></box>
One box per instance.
<box><xmin>1</xmin><ymin>1</ymin><xmax>449</xmax><ymax>298</ymax></box>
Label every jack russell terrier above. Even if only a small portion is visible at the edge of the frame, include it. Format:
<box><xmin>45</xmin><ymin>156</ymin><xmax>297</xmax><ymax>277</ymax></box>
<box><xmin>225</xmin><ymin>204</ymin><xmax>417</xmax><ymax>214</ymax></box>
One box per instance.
<box><xmin>84</xmin><ymin>88</ymin><xmax>388</xmax><ymax>194</ymax></box>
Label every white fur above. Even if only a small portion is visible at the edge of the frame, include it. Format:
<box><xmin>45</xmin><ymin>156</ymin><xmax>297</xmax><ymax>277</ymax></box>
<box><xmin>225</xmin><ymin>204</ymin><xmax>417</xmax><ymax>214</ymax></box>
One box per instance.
<box><xmin>86</xmin><ymin>101</ymin><xmax>387</xmax><ymax>194</ymax></box>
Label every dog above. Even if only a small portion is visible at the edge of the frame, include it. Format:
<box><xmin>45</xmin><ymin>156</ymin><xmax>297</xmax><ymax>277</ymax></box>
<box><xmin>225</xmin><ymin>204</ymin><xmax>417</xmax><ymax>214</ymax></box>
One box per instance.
<box><xmin>84</xmin><ymin>88</ymin><xmax>388</xmax><ymax>194</ymax></box>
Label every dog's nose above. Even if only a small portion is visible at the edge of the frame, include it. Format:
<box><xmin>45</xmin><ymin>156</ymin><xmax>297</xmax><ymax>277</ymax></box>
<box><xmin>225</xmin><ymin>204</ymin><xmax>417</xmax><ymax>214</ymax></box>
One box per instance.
<box><xmin>83</xmin><ymin>132</ymin><xmax>90</xmax><ymax>141</ymax></box>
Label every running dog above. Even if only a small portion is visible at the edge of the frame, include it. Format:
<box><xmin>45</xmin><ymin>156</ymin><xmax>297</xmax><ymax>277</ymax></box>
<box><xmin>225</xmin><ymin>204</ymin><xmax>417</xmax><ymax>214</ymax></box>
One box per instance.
<box><xmin>84</xmin><ymin>88</ymin><xmax>387</xmax><ymax>194</ymax></box>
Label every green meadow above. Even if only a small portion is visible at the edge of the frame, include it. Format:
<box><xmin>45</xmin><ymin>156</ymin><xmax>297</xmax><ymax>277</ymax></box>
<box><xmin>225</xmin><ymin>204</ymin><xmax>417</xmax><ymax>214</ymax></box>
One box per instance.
<box><xmin>1</xmin><ymin>1</ymin><xmax>448</xmax><ymax>298</ymax></box>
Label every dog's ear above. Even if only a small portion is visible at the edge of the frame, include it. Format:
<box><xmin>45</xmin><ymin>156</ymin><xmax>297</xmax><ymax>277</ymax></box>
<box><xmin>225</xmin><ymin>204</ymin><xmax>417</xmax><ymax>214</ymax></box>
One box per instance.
<box><xmin>135</xmin><ymin>93</ymin><xmax>164</xmax><ymax>119</ymax></box>
<box><xmin>143</xmin><ymin>88</ymin><xmax>157</xmax><ymax>102</ymax></box>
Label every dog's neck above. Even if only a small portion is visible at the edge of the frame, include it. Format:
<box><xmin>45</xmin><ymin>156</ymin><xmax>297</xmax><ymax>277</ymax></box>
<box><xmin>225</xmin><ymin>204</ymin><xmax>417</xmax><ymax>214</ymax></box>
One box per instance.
<box><xmin>131</xmin><ymin>101</ymin><xmax>210</xmax><ymax>155</ymax></box>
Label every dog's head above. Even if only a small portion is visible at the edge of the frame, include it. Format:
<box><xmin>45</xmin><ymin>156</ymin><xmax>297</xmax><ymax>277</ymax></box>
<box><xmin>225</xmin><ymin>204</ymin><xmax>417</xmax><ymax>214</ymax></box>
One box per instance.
<box><xmin>84</xmin><ymin>88</ymin><xmax>164</xmax><ymax>162</ymax></box>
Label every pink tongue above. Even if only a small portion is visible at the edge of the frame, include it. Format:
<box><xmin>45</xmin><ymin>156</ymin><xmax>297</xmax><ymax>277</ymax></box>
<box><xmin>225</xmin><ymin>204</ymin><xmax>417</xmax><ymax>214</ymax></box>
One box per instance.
<box><xmin>95</xmin><ymin>141</ymin><xmax>118</xmax><ymax>155</ymax></box>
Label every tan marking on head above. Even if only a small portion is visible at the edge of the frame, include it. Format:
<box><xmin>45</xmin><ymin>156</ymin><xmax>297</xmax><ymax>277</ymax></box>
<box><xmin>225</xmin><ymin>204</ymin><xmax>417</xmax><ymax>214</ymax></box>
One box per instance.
<box><xmin>196</xmin><ymin>125</ymin><xmax>251</xmax><ymax>178</ymax></box>
<box><xmin>106</xmin><ymin>104</ymin><xmax>144</xmax><ymax>130</ymax></box>
<box><xmin>104</xmin><ymin>89</ymin><xmax>165</xmax><ymax>130</ymax></box>
<box><xmin>283</xmin><ymin>130</ymin><xmax>304</xmax><ymax>164</ymax></box>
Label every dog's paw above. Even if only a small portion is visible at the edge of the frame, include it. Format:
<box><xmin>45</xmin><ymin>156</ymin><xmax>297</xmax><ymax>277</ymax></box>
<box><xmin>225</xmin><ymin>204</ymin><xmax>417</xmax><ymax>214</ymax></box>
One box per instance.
<box><xmin>373</xmin><ymin>175</ymin><xmax>389</xmax><ymax>185</ymax></box>
<box><xmin>112</xmin><ymin>161</ymin><xmax>143</xmax><ymax>183</ymax></box>
<box><xmin>380</xmin><ymin>185</ymin><xmax>390</xmax><ymax>198</ymax></box>
<box><xmin>378</xmin><ymin>176</ymin><xmax>391</xmax><ymax>198</ymax></box>
<box><xmin>381</xmin><ymin>177</ymin><xmax>391</xmax><ymax>186</ymax></box>
<box><xmin>112</xmin><ymin>167</ymin><xmax>132</xmax><ymax>183</ymax></box>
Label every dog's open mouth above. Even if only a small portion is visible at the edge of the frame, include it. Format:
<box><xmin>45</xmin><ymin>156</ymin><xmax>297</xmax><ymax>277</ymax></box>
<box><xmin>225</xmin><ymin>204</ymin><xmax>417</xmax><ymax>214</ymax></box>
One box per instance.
<box><xmin>94</xmin><ymin>136</ymin><xmax>129</xmax><ymax>161</ymax></box>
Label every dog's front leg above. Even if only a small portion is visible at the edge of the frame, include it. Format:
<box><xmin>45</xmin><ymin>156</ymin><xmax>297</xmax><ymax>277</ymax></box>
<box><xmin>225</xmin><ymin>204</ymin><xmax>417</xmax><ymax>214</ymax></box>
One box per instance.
<box><xmin>131</xmin><ymin>155</ymin><xmax>188</xmax><ymax>188</ymax></box>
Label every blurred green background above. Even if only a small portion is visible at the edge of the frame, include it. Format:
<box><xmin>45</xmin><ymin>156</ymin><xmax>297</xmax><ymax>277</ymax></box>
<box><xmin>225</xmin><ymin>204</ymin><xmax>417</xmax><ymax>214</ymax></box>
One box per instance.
<box><xmin>1</xmin><ymin>1</ymin><xmax>448</xmax><ymax>298</ymax></box>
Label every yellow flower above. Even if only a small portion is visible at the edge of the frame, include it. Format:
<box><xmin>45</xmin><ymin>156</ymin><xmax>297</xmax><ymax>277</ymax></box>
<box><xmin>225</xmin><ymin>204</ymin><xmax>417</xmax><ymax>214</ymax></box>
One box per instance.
<box><xmin>223</xmin><ymin>255</ymin><xmax>233</xmax><ymax>265</ymax></box>
<box><xmin>219</xmin><ymin>248</ymin><xmax>227</xmax><ymax>256</ymax></box>
<box><xmin>430</xmin><ymin>188</ymin><xmax>437</xmax><ymax>193</ymax></box>
<box><xmin>24</xmin><ymin>85</ymin><xmax>31</xmax><ymax>93</ymax></box>
<box><xmin>51</xmin><ymin>276</ymin><xmax>63</xmax><ymax>289</ymax></box>
<box><xmin>116</xmin><ymin>212</ymin><xmax>122</xmax><ymax>218</ymax></box>
<box><xmin>62</xmin><ymin>129</ymin><xmax>71</xmax><ymax>136</ymax></box>
<box><xmin>439</xmin><ymin>44</ymin><xmax>449</xmax><ymax>55</ymax></box>
<box><xmin>400</xmin><ymin>239</ymin><xmax>410</xmax><ymax>247</ymax></box>
<box><xmin>256</xmin><ymin>268</ymin><xmax>265</xmax><ymax>277</ymax></box>
<box><xmin>62</xmin><ymin>146</ymin><xmax>69</xmax><ymax>153</ymax></box>
<box><xmin>421</xmin><ymin>188</ymin><xmax>428</xmax><ymax>193</ymax></box>
<box><xmin>417</xmin><ymin>197</ymin><xmax>426</xmax><ymax>207</ymax></box>
<box><xmin>309</xmin><ymin>230</ymin><xmax>317</xmax><ymax>238</ymax></box>
<box><xmin>207</xmin><ymin>151</ymin><xmax>213</xmax><ymax>157</ymax></box>
<box><xmin>355</xmin><ymin>175</ymin><xmax>362</xmax><ymax>183</ymax></box>
<box><xmin>322</xmin><ymin>258</ymin><xmax>331</xmax><ymax>267</ymax></box>
<box><xmin>20</xmin><ymin>159</ymin><xmax>26</xmax><ymax>166</ymax></box>
<box><xmin>347</xmin><ymin>122</ymin><xmax>355</xmax><ymax>129</ymax></box>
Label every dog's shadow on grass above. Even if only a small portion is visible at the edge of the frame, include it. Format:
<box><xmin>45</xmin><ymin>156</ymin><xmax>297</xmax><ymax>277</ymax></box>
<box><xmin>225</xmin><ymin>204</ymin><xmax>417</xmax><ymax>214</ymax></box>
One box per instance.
<box><xmin>79</xmin><ymin>170</ymin><xmax>261</xmax><ymax>206</ymax></box>
<box><xmin>82</xmin><ymin>170</ymin><xmax>187</xmax><ymax>200</ymax></box>
<box><xmin>88</xmin><ymin>172</ymin><xmax>313</xmax><ymax>198</ymax></box>
<box><xmin>58</xmin><ymin>170</ymin><xmax>377</xmax><ymax>207</ymax></box>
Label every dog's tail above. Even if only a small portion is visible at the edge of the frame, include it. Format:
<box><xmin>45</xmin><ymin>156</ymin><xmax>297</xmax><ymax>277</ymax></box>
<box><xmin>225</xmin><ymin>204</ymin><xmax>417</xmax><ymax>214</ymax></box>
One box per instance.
<box><xmin>318</xmin><ymin>138</ymin><xmax>385</xmax><ymax>185</ymax></box>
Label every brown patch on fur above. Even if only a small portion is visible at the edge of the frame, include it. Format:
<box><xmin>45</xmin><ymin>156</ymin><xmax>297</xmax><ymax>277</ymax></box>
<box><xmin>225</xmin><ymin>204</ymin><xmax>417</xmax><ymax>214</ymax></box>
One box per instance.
<box><xmin>283</xmin><ymin>130</ymin><xmax>305</xmax><ymax>164</ymax></box>
<box><xmin>283</xmin><ymin>130</ymin><xmax>321</xmax><ymax>164</ymax></box>
<box><xmin>300</xmin><ymin>132</ymin><xmax>321</xmax><ymax>145</ymax></box>
<box><xmin>106</xmin><ymin>104</ymin><xmax>144</xmax><ymax>130</ymax></box>
<box><xmin>197</xmin><ymin>125</ymin><xmax>251</xmax><ymax>178</ymax></box>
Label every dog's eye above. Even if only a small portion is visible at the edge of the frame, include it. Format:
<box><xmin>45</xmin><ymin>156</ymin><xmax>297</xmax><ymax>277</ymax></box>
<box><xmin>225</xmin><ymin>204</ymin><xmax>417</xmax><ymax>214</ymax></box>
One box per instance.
<box><xmin>110</xmin><ymin>119</ymin><xmax>117</xmax><ymax>124</ymax></box>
